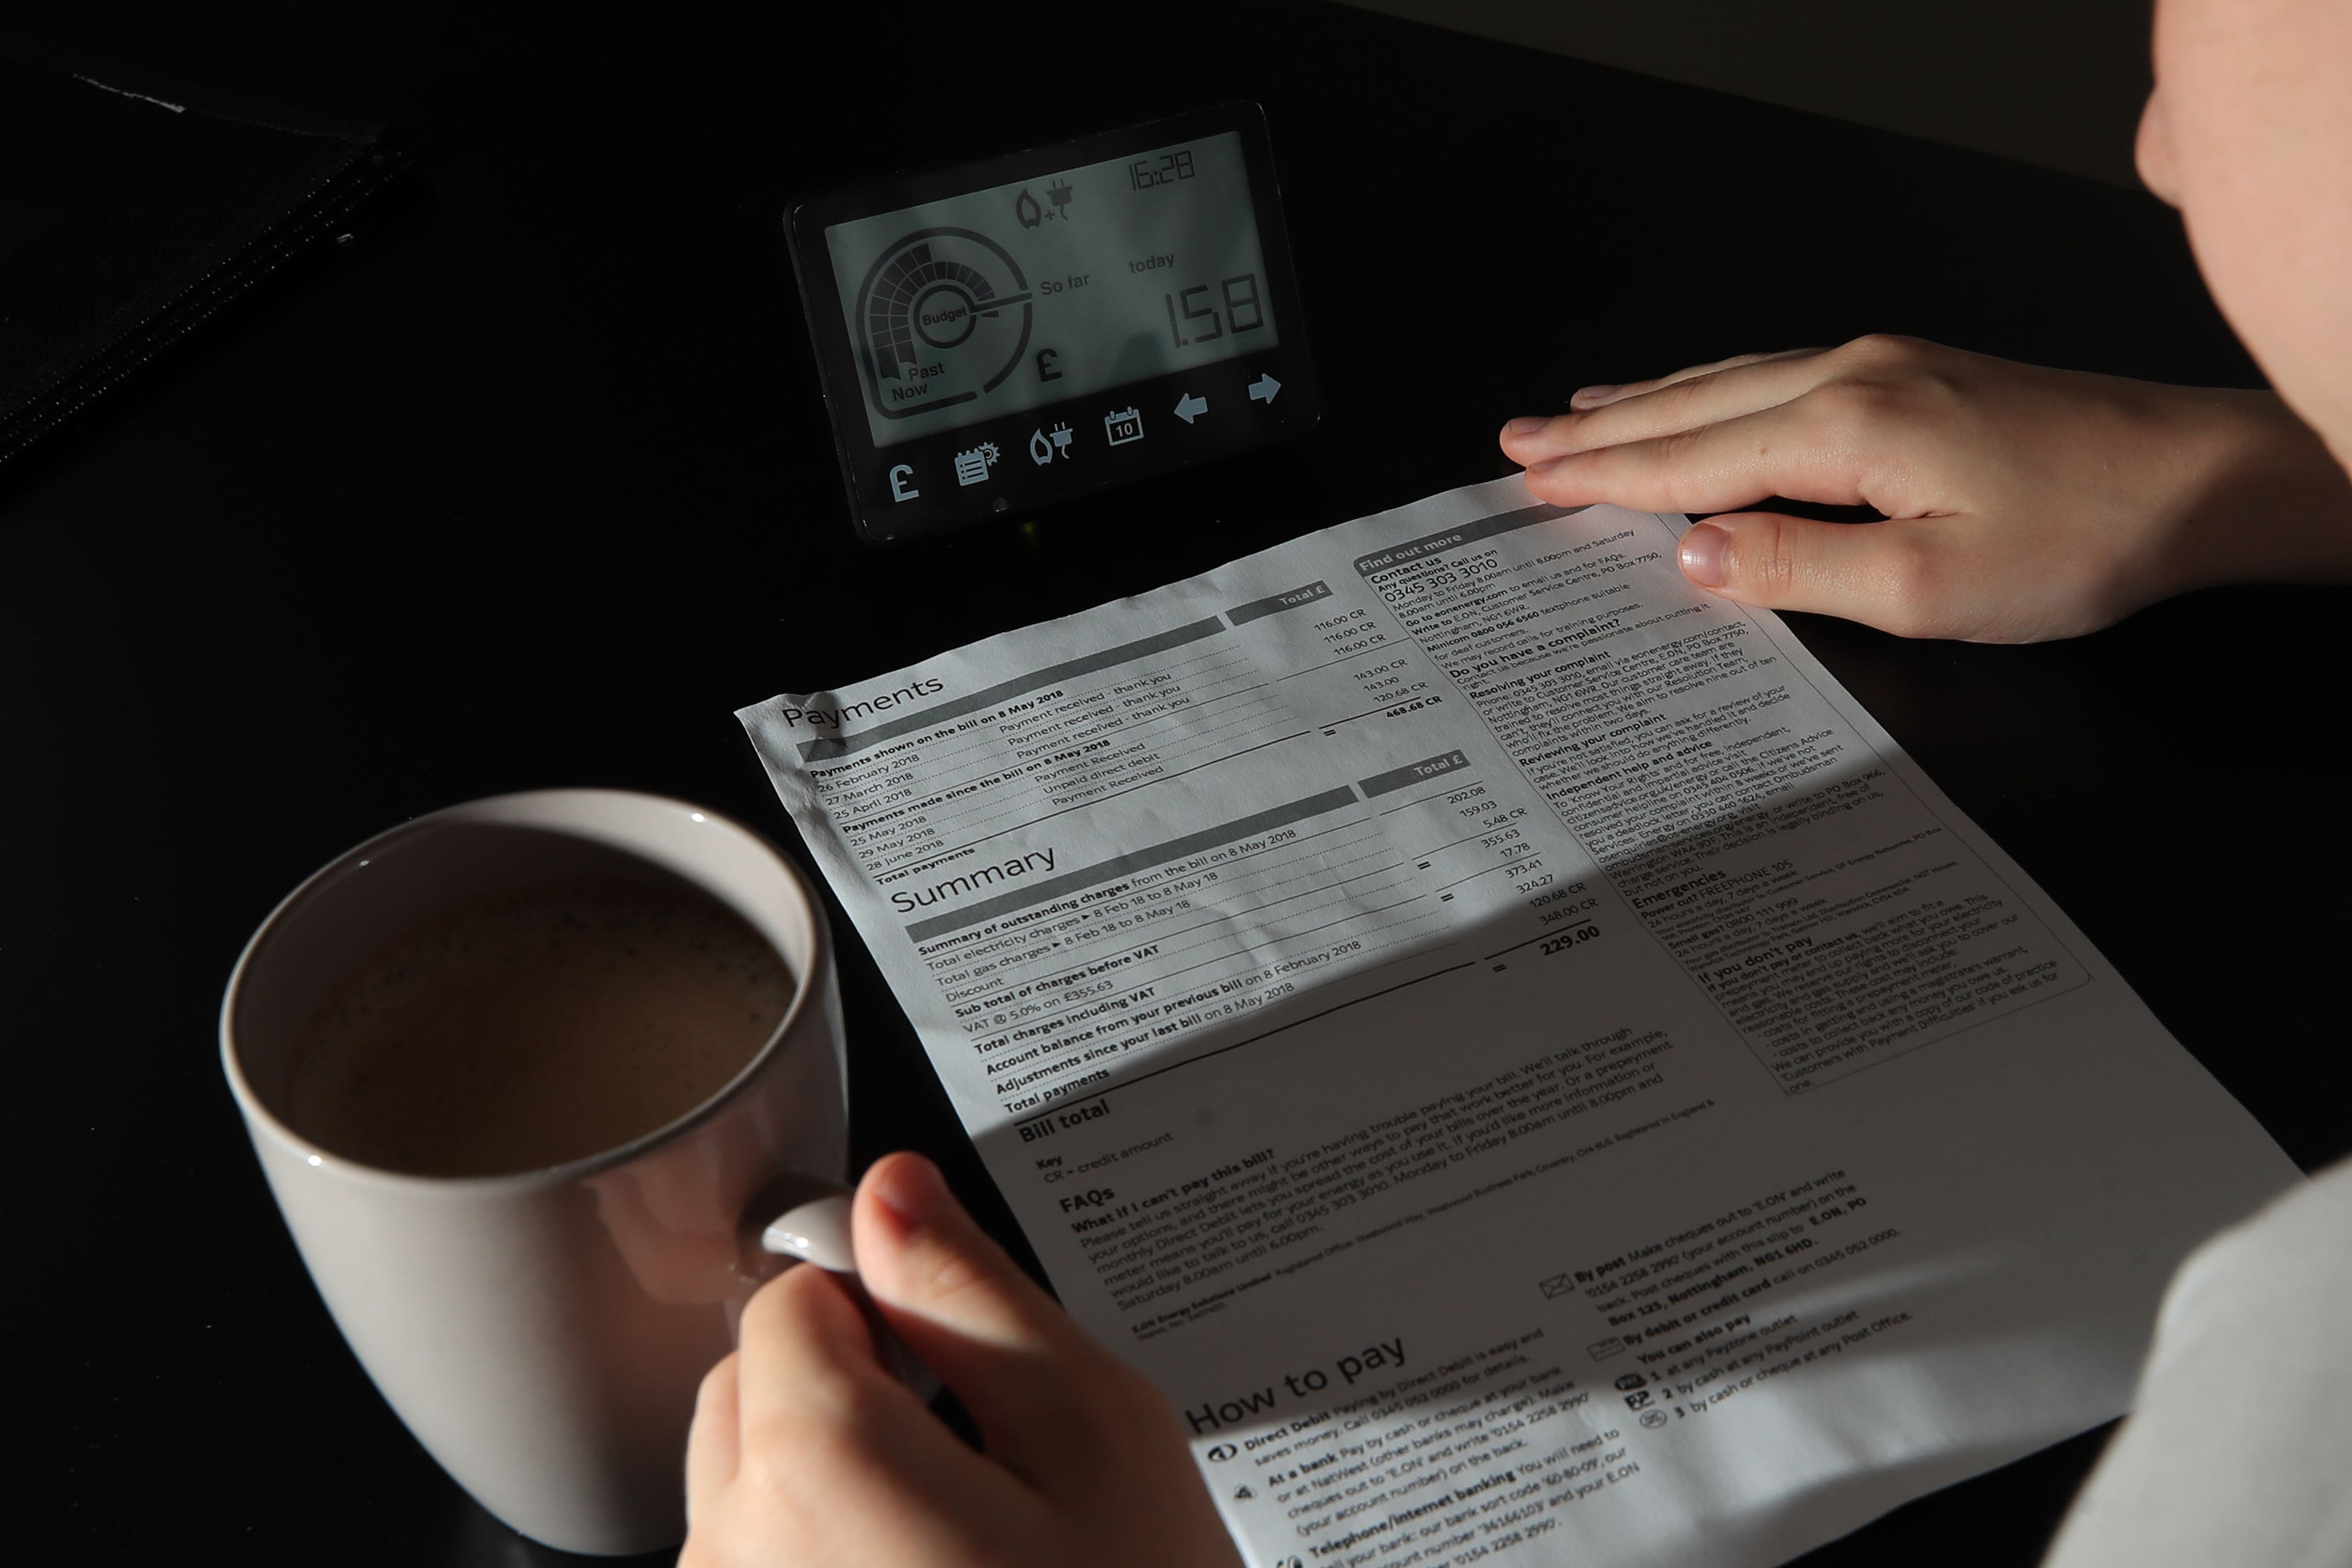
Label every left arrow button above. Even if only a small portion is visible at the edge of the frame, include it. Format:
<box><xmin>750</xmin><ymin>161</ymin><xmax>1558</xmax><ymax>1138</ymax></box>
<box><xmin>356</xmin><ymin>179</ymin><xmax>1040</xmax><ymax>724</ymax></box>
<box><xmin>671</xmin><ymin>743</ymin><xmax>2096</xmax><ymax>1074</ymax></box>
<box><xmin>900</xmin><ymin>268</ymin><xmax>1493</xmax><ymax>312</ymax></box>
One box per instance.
<box><xmin>1174</xmin><ymin>392</ymin><xmax>1209</xmax><ymax>424</ymax></box>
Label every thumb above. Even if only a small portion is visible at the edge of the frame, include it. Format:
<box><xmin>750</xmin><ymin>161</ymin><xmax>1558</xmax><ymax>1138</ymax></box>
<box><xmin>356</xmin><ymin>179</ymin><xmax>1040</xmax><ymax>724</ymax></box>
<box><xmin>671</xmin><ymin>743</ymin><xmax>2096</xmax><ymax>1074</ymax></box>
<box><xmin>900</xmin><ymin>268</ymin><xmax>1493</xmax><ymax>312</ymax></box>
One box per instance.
<box><xmin>852</xmin><ymin>1153</ymin><xmax>1145</xmax><ymax>1473</ymax></box>
<box><xmin>1676</xmin><ymin>511</ymin><xmax>1953</xmax><ymax>637</ymax></box>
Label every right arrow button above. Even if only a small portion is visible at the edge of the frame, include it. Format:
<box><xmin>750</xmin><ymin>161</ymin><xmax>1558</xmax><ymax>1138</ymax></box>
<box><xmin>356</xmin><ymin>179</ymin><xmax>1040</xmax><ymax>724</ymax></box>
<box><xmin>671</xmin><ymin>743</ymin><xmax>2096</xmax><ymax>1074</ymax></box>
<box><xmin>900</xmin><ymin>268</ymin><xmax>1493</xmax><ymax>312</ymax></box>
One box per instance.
<box><xmin>1247</xmin><ymin>373</ymin><xmax>1281</xmax><ymax>404</ymax></box>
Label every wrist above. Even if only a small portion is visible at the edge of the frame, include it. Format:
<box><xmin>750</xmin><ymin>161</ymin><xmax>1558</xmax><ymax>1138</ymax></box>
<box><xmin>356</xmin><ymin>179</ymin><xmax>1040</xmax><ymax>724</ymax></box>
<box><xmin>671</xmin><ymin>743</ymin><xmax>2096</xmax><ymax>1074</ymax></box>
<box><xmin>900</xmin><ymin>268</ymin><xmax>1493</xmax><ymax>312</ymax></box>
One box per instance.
<box><xmin>2140</xmin><ymin>388</ymin><xmax>2352</xmax><ymax>602</ymax></box>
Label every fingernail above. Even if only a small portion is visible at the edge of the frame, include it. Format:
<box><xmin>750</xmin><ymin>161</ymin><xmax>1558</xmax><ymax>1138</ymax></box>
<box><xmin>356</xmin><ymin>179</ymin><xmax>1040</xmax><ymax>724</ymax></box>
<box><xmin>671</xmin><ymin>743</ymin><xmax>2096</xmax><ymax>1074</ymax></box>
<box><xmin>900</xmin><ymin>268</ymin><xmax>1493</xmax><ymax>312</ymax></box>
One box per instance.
<box><xmin>1572</xmin><ymin>384</ymin><xmax>1620</xmax><ymax>406</ymax></box>
<box><xmin>1679</xmin><ymin>523</ymin><xmax>1729</xmax><ymax>587</ymax></box>
<box><xmin>1505</xmin><ymin>416</ymin><xmax>1548</xmax><ymax>436</ymax></box>
<box><xmin>871</xmin><ymin>1154</ymin><xmax>953</xmax><ymax>1225</ymax></box>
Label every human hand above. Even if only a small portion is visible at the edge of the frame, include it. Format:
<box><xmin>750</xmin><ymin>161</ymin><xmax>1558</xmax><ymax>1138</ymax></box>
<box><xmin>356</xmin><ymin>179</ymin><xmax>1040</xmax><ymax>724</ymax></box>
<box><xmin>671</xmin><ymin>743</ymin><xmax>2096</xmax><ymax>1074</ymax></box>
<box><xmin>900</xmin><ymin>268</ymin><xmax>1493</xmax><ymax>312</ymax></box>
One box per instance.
<box><xmin>682</xmin><ymin>1152</ymin><xmax>1241</xmax><ymax>1568</ymax></box>
<box><xmin>1500</xmin><ymin>336</ymin><xmax>2352</xmax><ymax>642</ymax></box>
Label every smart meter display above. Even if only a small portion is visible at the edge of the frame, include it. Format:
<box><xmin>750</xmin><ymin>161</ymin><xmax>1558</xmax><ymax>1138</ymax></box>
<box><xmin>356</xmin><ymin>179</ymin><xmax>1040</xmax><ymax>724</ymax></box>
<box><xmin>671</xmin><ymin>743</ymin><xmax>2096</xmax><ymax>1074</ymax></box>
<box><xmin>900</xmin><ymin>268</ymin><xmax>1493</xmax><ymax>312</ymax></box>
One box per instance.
<box><xmin>827</xmin><ymin>129</ymin><xmax>1278</xmax><ymax>446</ymax></box>
<box><xmin>790</xmin><ymin>104</ymin><xmax>1318</xmax><ymax>543</ymax></box>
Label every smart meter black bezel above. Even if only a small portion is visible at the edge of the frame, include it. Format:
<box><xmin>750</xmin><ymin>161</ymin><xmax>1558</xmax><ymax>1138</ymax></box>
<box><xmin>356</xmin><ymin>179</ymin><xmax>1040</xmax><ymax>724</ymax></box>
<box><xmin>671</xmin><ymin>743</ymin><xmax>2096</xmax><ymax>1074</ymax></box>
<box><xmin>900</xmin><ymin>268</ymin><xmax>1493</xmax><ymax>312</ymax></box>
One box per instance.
<box><xmin>788</xmin><ymin>102</ymin><xmax>1320</xmax><ymax>545</ymax></box>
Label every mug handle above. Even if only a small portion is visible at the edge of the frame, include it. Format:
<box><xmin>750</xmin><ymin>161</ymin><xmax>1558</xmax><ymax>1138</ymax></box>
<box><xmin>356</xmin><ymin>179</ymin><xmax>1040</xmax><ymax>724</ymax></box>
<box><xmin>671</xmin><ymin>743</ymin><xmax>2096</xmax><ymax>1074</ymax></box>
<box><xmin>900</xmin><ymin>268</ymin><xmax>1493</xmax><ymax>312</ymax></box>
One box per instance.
<box><xmin>759</xmin><ymin>1190</ymin><xmax>858</xmax><ymax>1272</ymax></box>
<box><xmin>742</xmin><ymin>1178</ymin><xmax>940</xmax><ymax>1401</ymax></box>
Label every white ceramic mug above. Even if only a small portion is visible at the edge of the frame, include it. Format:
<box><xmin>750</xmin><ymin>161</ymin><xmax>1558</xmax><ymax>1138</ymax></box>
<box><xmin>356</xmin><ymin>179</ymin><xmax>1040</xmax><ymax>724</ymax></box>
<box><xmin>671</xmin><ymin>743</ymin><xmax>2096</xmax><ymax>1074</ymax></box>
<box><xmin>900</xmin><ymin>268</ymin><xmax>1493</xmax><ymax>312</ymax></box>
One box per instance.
<box><xmin>221</xmin><ymin>790</ymin><xmax>849</xmax><ymax>1556</ymax></box>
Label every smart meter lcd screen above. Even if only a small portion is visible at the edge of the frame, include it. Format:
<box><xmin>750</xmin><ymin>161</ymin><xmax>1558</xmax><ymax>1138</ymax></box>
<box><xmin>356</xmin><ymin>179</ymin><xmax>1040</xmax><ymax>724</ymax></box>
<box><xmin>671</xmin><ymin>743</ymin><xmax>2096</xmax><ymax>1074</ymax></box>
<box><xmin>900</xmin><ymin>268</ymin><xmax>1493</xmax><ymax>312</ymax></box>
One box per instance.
<box><xmin>825</xmin><ymin>132</ymin><xmax>1279</xmax><ymax>447</ymax></box>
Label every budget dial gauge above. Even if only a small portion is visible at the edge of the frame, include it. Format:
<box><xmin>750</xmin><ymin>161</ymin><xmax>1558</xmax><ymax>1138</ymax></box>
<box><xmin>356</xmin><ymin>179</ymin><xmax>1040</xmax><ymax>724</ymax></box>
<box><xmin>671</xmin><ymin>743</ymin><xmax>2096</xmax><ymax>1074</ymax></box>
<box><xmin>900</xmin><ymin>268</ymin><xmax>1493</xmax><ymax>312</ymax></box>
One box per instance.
<box><xmin>853</xmin><ymin>227</ymin><xmax>1033</xmax><ymax>423</ymax></box>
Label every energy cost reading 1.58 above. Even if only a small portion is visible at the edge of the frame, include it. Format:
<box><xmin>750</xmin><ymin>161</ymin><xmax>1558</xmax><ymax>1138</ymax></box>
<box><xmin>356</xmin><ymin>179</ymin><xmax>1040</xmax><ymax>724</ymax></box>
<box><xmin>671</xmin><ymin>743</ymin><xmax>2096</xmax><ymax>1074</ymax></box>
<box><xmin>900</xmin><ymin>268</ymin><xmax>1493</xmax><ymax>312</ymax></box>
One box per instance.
<box><xmin>1163</xmin><ymin>273</ymin><xmax>1265</xmax><ymax>348</ymax></box>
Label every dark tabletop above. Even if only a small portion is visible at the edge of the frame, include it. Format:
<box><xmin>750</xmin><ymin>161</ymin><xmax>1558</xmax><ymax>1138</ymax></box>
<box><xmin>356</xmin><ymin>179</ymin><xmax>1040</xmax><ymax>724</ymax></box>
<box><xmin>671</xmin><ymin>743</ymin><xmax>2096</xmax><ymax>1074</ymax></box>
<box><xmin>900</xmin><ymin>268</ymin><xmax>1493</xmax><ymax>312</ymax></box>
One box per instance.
<box><xmin>9</xmin><ymin>1</ymin><xmax>2345</xmax><ymax>1561</ymax></box>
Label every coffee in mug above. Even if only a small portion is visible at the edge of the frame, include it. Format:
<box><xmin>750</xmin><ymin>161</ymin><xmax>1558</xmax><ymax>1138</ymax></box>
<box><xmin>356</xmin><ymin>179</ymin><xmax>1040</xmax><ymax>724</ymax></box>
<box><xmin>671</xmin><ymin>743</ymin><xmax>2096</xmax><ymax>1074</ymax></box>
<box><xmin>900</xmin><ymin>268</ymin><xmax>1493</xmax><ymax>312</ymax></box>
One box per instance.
<box><xmin>287</xmin><ymin>879</ymin><xmax>794</xmax><ymax>1177</ymax></box>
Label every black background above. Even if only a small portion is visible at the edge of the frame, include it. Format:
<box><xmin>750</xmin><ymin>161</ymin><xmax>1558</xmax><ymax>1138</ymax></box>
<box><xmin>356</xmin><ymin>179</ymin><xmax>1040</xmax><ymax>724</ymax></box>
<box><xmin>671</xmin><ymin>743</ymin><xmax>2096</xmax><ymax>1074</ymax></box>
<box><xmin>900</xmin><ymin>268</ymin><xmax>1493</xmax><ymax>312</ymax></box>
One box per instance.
<box><xmin>7</xmin><ymin>2</ymin><xmax>2344</xmax><ymax>1562</ymax></box>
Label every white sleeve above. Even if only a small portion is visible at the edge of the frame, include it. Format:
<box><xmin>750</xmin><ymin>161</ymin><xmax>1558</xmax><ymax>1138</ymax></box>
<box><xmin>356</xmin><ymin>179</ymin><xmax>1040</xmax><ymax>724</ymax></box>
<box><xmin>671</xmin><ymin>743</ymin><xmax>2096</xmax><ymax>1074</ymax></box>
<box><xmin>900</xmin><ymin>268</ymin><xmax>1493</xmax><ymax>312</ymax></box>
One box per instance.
<box><xmin>2041</xmin><ymin>1155</ymin><xmax>2352</xmax><ymax>1568</ymax></box>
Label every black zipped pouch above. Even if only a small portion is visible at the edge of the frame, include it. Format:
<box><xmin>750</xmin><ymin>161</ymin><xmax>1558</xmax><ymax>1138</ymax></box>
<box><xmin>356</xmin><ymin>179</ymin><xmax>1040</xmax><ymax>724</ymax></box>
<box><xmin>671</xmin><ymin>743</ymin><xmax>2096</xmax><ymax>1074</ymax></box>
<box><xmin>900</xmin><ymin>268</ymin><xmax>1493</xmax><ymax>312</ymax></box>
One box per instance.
<box><xmin>0</xmin><ymin>47</ymin><xmax>403</xmax><ymax>471</ymax></box>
